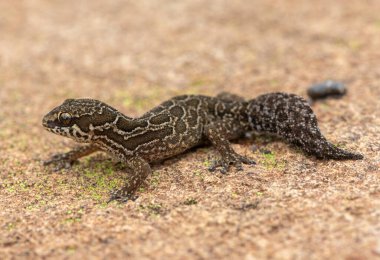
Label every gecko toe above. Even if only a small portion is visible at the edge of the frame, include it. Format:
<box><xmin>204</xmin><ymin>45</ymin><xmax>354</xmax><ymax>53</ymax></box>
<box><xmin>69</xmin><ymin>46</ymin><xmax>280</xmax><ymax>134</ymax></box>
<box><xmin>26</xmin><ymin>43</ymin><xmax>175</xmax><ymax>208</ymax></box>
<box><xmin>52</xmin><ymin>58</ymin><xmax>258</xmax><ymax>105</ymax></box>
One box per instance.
<box><xmin>43</xmin><ymin>153</ymin><xmax>77</xmax><ymax>171</ymax></box>
<box><xmin>209</xmin><ymin>162</ymin><xmax>228</xmax><ymax>174</ymax></box>
<box><xmin>235</xmin><ymin>154</ymin><xmax>256</xmax><ymax>165</ymax></box>
<box><xmin>208</xmin><ymin>154</ymin><xmax>254</xmax><ymax>173</ymax></box>
<box><xmin>208</xmin><ymin>159</ymin><xmax>229</xmax><ymax>174</ymax></box>
<box><xmin>108</xmin><ymin>188</ymin><xmax>138</xmax><ymax>203</ymax></box>
<box><xmin>243</xmin><ymin>158</ymin><xmax>256</xmax><ymax>165</ymax></box>
<box><xmin>220</xmin><ymin>166</ymin><xmax>228</xmax><ymax>174</ymax></box>
<box><xmin>234</xmin><ymin>162</ymin><xmax>243</xmax><ymax>171</ymax></box>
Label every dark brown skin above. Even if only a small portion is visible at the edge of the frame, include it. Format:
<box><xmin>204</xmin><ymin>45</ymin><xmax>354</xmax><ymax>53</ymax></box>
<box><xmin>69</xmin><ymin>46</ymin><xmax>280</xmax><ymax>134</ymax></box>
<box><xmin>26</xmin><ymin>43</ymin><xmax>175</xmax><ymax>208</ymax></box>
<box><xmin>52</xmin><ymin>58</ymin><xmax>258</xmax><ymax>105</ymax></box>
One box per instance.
<box><xmin>42</xmin><ymin>92</ymin><xmax>363</xmax><ymax>202</ymax></box>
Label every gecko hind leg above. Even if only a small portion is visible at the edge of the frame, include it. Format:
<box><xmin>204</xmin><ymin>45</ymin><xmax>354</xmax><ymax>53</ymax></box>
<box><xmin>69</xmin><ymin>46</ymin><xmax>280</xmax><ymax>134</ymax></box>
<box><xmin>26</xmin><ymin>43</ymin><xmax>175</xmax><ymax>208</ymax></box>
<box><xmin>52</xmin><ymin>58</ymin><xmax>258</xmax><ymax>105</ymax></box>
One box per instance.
<box><xmin>204</xmin><ymin>121</ymin><xmax>256</xmax><ymax>174</ymax></box>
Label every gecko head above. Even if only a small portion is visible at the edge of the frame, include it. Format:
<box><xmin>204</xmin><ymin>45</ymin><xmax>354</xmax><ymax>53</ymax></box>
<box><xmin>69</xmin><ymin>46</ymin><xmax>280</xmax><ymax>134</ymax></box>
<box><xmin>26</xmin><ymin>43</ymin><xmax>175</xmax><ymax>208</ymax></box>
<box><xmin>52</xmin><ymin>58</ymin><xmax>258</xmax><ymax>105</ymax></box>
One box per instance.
<box><xmin>42</xmin><ymin>98</ymin><xmax>118</xmax><ymax>143</ymax></box>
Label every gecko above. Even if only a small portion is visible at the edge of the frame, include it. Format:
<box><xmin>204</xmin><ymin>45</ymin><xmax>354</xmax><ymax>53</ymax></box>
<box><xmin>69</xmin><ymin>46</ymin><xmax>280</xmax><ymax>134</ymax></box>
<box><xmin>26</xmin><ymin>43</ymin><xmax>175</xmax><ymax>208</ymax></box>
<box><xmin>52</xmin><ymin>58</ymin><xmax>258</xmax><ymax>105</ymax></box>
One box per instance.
<box><xmin>42</xmin><ymin>92</ymin><xmax>363</xmax><ymax>202</ymax></box>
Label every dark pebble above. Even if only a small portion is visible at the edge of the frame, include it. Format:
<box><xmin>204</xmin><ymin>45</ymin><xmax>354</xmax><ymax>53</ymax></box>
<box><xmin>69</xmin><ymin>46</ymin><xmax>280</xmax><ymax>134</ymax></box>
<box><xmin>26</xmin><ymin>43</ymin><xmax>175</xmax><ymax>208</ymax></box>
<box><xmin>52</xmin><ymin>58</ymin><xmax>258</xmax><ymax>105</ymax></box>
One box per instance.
<box><xmin>307</xmin><ymin>80</ymin><xmax>347</xmax><ymax>100</ymax></box>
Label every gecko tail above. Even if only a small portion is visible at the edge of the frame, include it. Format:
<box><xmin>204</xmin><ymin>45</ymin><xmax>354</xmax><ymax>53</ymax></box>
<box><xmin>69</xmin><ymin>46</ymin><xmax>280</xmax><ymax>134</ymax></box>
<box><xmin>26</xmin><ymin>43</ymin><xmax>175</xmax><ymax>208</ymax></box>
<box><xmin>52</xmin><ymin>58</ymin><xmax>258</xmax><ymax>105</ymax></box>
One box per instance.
<box><xmin>246</xmin><ymin>92</ymin><xmax>363</xmax><ymax>160</ymax></box>
<box><xmin>311</xmin><ymin>140</ymin><xmax>363</xmax><ymax>160</ymax></box>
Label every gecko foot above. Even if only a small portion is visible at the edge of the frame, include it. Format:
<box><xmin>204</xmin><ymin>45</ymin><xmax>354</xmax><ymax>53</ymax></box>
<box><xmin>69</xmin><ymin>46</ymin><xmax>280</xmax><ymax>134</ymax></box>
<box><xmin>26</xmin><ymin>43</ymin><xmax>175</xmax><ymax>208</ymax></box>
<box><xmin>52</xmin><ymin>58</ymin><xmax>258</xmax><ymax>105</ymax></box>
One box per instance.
<box><xmin>43</xmin><ymin>153</ymin><xmax>78</xmax><ymax>171</ymax></box>
<box><xmin>107</xmin><ymin>188</ymin><xmax>139</xmax><ymax>203</ymax></box>
<box><xmin>208</xmin><ymin>153</ymin><xmax>256</xmax><ymax>174</ymax></box>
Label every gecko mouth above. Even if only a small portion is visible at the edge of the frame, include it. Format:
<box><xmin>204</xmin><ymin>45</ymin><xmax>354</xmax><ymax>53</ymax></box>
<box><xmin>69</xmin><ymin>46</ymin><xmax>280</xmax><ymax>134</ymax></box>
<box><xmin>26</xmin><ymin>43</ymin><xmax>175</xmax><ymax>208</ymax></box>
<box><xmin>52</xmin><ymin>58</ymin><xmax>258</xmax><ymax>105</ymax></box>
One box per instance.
<box><xmin>42</xmin><ymin>123</ymin><xmax>69</xmax><ymax>137</ymax></box>
<box><xmin>42</xmin><ymin>119</ymin><xmax>54</xmax><ymax>129</ymax></box>
<box><xmin>42</xmin><ymin>115</ymin><xmax>61</xmax><ymax>131</ymax></box>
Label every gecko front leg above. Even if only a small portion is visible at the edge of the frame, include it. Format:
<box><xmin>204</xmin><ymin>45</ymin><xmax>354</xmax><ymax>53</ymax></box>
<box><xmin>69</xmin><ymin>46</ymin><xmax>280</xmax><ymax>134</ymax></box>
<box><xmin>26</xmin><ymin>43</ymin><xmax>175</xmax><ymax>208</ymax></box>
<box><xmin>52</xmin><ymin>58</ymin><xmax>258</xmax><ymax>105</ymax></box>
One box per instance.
<box><xmin>108</xmin><ymin>156</ymin><xmax>152</xmax><ymax>203</ymax></box>
<box><xmin>43</xmin><ymin>144</ymin><xmax>100</xmax><ymax>170</ymax></box>
<box><xmin>204</xmin><ymin>120</ymin><xmax>256</xmax><ymax>173</ymax></box>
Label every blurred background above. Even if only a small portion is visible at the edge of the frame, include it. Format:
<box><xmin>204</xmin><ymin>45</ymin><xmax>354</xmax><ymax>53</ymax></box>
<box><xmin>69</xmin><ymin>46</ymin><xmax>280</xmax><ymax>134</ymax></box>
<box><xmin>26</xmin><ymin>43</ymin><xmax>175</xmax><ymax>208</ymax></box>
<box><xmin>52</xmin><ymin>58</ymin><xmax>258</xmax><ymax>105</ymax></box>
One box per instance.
<box><xmin>1</xmin><ymin>1</ymin><xmax>379</xmax><ymax>111</ymax></box>
<box><xmin>1</xmin><ymin>1</ymin><xmax>379</xmax><ymax>259</ymax></box>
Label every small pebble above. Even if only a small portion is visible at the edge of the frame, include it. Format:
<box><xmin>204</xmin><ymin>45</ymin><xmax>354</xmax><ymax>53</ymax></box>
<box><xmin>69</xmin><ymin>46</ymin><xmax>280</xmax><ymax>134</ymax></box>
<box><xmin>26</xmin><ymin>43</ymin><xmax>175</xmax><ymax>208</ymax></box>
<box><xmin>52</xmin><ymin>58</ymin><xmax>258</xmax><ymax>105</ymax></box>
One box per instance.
<box><xmin>307</xmin><ymin>80</ymin><xmax>347</xmax><ymax>101</ymax></box>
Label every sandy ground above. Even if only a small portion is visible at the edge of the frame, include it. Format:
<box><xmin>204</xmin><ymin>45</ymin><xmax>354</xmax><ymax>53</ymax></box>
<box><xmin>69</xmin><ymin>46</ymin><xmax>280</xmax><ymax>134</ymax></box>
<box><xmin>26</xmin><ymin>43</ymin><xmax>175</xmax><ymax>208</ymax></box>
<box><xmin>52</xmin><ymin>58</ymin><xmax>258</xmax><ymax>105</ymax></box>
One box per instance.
<box><xmin>0</xmin><ymin>0</ymin><xmax>379</xmax><ymax>259</ymax></box>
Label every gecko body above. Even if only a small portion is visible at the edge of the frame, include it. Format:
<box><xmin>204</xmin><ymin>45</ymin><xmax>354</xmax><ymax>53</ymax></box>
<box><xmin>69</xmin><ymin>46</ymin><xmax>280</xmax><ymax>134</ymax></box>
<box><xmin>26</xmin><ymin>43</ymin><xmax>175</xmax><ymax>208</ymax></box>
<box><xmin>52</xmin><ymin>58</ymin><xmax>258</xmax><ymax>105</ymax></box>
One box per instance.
<box><xmin>43</xmin><ymin>92</ymin><xmax>362</xmax><ymax>202</ymax></box>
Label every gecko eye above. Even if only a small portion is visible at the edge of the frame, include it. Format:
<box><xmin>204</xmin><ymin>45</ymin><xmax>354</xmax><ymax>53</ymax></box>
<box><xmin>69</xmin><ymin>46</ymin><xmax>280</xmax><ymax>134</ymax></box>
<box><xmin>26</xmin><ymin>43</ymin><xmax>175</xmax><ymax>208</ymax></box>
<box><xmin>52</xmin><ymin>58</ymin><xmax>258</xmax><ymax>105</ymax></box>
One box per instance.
<box><xmin>58</xmin><ymin>112</ymin><xmax>72</xmax><ymax>125</ymax></box>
